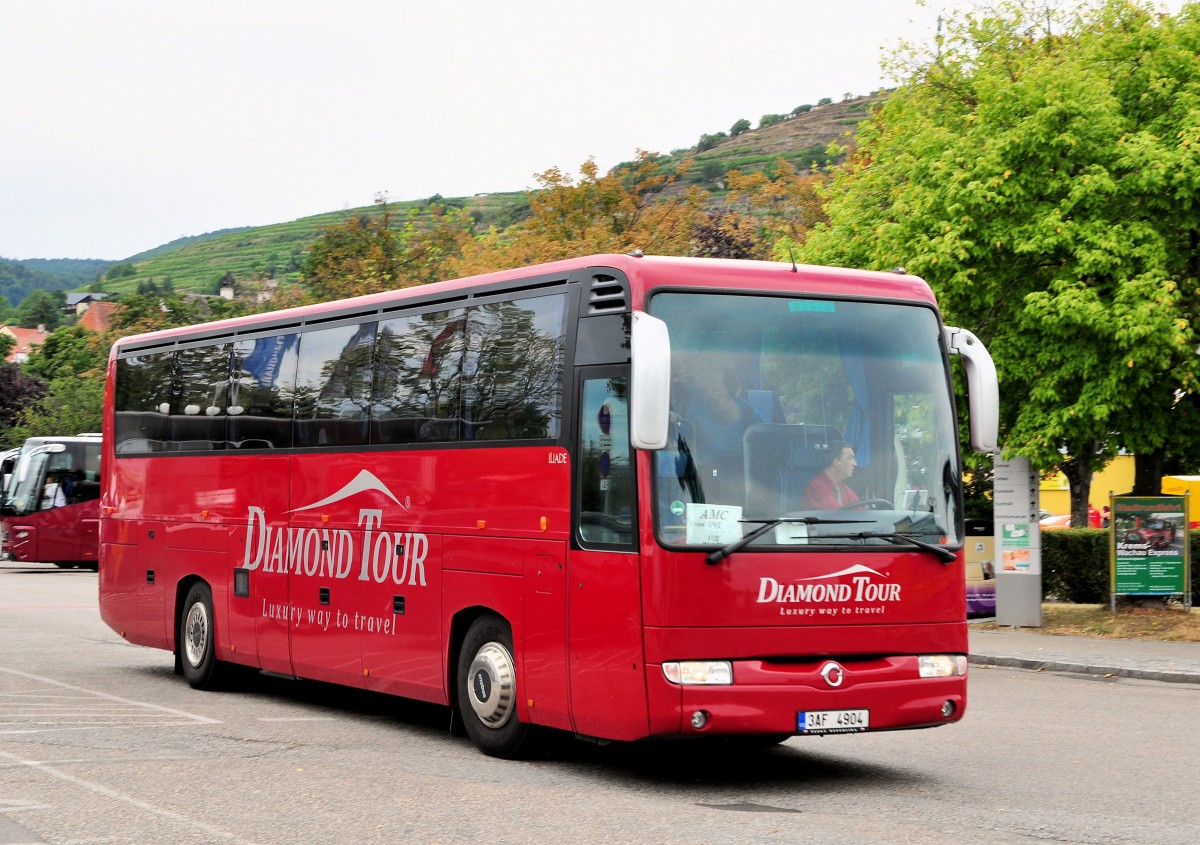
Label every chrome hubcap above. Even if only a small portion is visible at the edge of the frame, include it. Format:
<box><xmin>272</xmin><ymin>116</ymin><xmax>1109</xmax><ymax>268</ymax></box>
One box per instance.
<box><xmin>467</xmin><ymin>642</ymin><xmax>515</xmax><ymax>729</ymax></box>
<box><xmin>184</xmin><ymin>602</ymin><xmax>209</xmax><ymax>668</ymax></box>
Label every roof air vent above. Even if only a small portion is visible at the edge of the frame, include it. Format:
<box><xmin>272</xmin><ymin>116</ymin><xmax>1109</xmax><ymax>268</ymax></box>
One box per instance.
<box><xmin>587</xmin><ymin>273</ymin><xmax>629</xmax><ymax>315</ymax></box>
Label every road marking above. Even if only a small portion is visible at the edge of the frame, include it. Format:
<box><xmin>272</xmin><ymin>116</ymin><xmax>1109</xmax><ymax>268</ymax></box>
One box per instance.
<box><xmin>0</xmin><ymin>667</ymin><xmax>220</xmax><ymax>728</ymax></box>
<box><xmin>256</xmin><ymin>716</ymin><xmax>335</xmax><ymax>722</ymax></box>
<box><xmin>0</xmin><ymin>748</ymin><xmax>261</xmax><ymax>845</ymax></box>
<box><xmin>0</xmin><ymin>798</ymin><xmax>53</xmax><ymax>812</ymax></box>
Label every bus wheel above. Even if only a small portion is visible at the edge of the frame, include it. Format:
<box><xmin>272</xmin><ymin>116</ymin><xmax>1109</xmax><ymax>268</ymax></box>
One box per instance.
<box><xmin>179</xmin><ymin>582</ymin><xmax>223</xmax><ymax>690</ymax></box>
<box><xmin>457</xmin><ymin>615</ymin><xmax>533</xmax><ymax>758</ymax></box>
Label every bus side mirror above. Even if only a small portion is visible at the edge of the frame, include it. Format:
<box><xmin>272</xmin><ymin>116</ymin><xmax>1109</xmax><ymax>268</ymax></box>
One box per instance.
<box><xmin>630</xmin><ymin>311</ymin><xmax>671</xmax><ymax>451</ymax></box>
<box><xmin>944</xmin><ymin>326</ymin><xmax>999</xmax><ymax>453</ymax></box>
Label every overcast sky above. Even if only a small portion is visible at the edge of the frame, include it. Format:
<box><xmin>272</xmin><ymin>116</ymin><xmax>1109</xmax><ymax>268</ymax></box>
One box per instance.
<box><xmin>2</xmin><ymin>1</ymin><xmax>954</xmax><ymax>260</ymax></box>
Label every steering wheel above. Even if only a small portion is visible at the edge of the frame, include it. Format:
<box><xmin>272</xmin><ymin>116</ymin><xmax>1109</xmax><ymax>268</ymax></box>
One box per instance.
<box><xmin>839</xmin><ymin>498</ymin><xmax>894</xmax><ymax>511</ymax></box>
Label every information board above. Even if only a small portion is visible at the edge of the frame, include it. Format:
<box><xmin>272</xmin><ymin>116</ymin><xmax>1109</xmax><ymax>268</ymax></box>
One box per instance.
<box><xmin>1111</xmin><ymin>495</ymin><xmax>1190</xmax><ymax>608</ymax></box>
<box><xmin>993</xmin><ymin>455</ymin><xmax>1042</xmax><ymax>627</ymax></box>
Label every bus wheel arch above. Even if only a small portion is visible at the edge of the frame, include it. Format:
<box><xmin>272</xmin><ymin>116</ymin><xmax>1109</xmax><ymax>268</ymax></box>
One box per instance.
<box><xmin>177</xmin><ymin>578</ymin><xmax>225</xmax><ymax>690</ymax></box>
<box><xmin>453</xmin><ymin>610</ymin><xmax>535</xmax><ymax>758</ymax></box>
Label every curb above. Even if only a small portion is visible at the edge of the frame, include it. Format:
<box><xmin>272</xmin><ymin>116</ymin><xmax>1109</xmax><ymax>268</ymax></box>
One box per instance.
<box><xmin>968</xmin><ymin>653</ymin><xmax>1200</xmax><ymax>685</ymax></box>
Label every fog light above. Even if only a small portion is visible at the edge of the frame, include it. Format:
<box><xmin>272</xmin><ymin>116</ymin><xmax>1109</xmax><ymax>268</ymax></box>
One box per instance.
<box><xmin>919</xmin><ymin>654</ymin><xmax>967</xmax><ymax>678</ymax></box>
<box><xmin>941</xmin><ymin>700</ymin><xmax>956</xmax><ymax>718</ymax></box>
<box><xmin>662</xmin><ymin>661</ymin><xmax>733</xmax><ymax>685</ymax></box>
<box><xmin>690</xmin><ymin>710</ymin><xmax>710</xmax><ymax>730</ymax></box>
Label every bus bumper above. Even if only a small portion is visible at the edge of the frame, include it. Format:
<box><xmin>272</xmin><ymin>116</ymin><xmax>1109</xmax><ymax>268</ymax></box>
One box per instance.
<box><xmin>646</xmin><ymin>656</ymin><xmax>967</xmax><ymax>737</ymax></box>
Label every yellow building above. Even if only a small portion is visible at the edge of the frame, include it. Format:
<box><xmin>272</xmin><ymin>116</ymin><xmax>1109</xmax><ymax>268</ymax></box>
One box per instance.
<box><xmin>1039</xmin><ymin>454</ymin><xmax>1136</xmax><ymax>516</ymax></box>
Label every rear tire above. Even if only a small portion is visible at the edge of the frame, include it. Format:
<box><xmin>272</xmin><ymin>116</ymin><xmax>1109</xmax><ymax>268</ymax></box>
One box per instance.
<box><xmin>179</xmin><ymin>582</ymin><xmax>224</xmax><ymax>689</ymax></box>
<box><xmin>456</xmin><ymin>615</ymin><xmax>534</xmax><ymax>758</ymax></box>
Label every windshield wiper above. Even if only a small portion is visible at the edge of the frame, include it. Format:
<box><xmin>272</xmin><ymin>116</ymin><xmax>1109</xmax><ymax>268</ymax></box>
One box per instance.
<box><xmin>705</xmin><ymin>516</ymin><xmax>872</xmax><ymax>566</ymax></box>
<box><xmin>817</xmin><ymin>530</ymin><xmax>958</xmax><ymax>564</ymax></box>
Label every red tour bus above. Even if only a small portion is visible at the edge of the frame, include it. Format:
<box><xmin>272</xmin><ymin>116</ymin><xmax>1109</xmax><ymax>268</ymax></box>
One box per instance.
<box><xmin>99</xmin><ymin>253</ymin><xmax>998</xmax><ymax>757</ymax></box>
<box><xmin>1</xmin><ymin>434</ymin><xmax>103</xmax><ymax>568</ymax></box>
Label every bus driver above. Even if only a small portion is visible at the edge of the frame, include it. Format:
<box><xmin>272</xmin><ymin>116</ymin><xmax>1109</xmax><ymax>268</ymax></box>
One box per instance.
<box><xmin>799</xmin><ymin>441</ymin><xmax>860</xmax><ymax>510</ymax></box>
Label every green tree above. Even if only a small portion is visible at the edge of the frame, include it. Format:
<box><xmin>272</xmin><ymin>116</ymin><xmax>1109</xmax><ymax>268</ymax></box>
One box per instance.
<box><xmin>22</xmin><ymin>325</ymin><xmax>108</xmax><ymax>381</ymax></box>
<box><xmin>109</xmin><ymin>292</ymin><xmax>217</xmax><ymax>336</ymax></box>
<box><xmin>698</xmin><ymin>159</ymin><xmax>726</xmax><ymax>182</ymax></box>
<box><xmin>5</xmin><ymin>374</ymin><xmax>104</xmax><ymax>443</ymax></box>
<box><xmin>106</xmin><ymin>262</ymin><xmax>136</xmax><ymax>280</ymax></box>
<box><xmin>730</xmin><ymin>119</ymin><xmax>752</xmax><ymax>137</ymax></box>
<box><xmin>0</xmin><ymin>364</ymin><xmax>46</xmax><ymax>445</ymax></box>
<box><xmin>12</xmin><ymin>325</ymin><xmax>109</xmax><ymax>443</ymax></box>
<box><xmin>302</xmin><ymin>200</ymin><xmax>475</xmax><ymax>302</ymax></box>
<box><xmin>16</xmin><ymin>289</ymin><xmax>63</xmax><ymax>330</ymax></box>
<box><xmin>0</xmin><ymin>333</ymin><xmax>13</xmax><ymax>360</ymax></box>
<box><xmin>797</xmin><ymin>0</ymin><xmax>1200</xmax><ymax>525</ymax></box>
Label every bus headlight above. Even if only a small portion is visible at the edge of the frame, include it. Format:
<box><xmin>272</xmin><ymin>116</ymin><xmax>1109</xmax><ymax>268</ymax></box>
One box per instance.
<box><xmin>918</xmin><ymin>654</ymin><xmax>968</xmax><ymax>678</ymax></box>
<box><xmin>662</xmin><ymin>661</ymin><xmax>733</xmax><ymax>685</ymax></box>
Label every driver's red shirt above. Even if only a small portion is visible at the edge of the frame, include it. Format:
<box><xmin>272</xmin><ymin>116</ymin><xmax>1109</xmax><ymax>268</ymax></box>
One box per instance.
<box><xmin>799</xmin><ymin>472</ymin><xmax>860</xmax><ymax>510</ymax></box>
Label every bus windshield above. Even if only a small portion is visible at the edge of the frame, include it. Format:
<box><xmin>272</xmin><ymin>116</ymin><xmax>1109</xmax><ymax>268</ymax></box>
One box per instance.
<box><xmin>650</xmin><ymin>291</ymin><xmax>961</xmax><ymax>551</ymax></box>
<box><xmin>1</xmin><ymin>440</ymin><xmax>101</xmax><ymax>517</ymax></box>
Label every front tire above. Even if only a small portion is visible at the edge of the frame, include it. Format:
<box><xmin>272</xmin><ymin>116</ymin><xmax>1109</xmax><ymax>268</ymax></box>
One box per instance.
<box><xmin>179</xmin><ymin>581</ymin><xmax>224</xmax><ymax>690</ymax></box>
<box><xmin>456</xmin><ymin>615</ymin><xmax>534</xmax><ymax>758</ymax></box>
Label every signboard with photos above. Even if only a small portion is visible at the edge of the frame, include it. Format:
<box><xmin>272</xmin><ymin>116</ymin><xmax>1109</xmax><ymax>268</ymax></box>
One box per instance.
<box><xmin>1110</xmin><ymin>495</ymin><xmax>1191</xmax><ymax>611</ymax></box>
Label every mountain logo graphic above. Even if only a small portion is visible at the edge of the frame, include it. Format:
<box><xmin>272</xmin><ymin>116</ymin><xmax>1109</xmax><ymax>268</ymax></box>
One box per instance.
<box><xmin>794</xmin><ymin>564</ymin><xmax>887</xmax><ymax>582</ymax></box>
<box><xmin>289</xmin><ymin>469</ymin><xmax>409</xmax><ymax>513</ymax></box>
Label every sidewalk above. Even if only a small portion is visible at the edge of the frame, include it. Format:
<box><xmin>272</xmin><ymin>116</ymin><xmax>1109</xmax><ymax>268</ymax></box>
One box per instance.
<box><xmin>969</xmin><ymin>624</ymin><xmax>1200</xmax><ymax>685</ymax></box>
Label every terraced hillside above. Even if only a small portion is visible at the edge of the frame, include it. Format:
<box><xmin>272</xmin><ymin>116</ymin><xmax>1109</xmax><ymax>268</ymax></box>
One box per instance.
<box><xmin>94</xmin><ymin>94</ymin><xmax>882</xmax><ymax>296</ymax></box>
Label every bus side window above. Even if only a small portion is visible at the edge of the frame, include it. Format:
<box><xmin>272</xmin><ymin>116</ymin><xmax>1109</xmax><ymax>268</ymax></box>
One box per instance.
<box><xmin>577</xmin><ymin>376</ymin><xmax>633</xmax><ymax>547</ymax></box>
<box><xmin>169</xmin><ymin>343</ymin><xmax>232</xmax><ymax>451</ymax></box>
<box><xmin>294</xmin><ymin>323</ymin><xmax>376</xmax><ymax>448</ymax></box>
<box><xmin>372</xmin><ymin>310</ymin><xmax>467</xmax><ymax>445</ymax></box>
<box><xmin>114</xmin><ymin>352</ymin><xmax>174</xmax><ymax>454</ymax></box>
<box><xmin>463</xmin><ymin>295</ymin><xmax>566</xmax><ymax>441</ymax></box>
<box><xmin>231</xmin><ymin>335</ymin><xmax>299</xmax><ymax>450</ymax></box>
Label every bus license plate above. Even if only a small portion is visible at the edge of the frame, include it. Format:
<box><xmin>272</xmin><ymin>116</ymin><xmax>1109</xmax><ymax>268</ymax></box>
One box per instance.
<box><xmin>798</xmin><ymin>709</ymin><xmax>869</xmax><ymax>734</ymax></box>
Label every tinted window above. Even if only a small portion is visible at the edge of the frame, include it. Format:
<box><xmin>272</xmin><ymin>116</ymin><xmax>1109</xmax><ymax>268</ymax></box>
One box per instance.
<box><xmin>372</xmin><ymin>309</ymin><xmax>466</xmax><ymax>444</ymax></box>
<box><xmin>168</xmin><ymin>344</ymin><xmax>231</xmax><ymax>451</ymax></box>
<box><xmin>113</xmin><ymin>289</ymin><xmax>568</xmax><ymax>456</ymax></box>
<box><xmin>114</xmin><ymin>352</ymin><xmax>174</xmax><ymax>454</ymax></box>
<box><xmin>230</xmin><ymin>335</ymin><xmax>299</xmax><ymax>449</ymax></box>
<box><xmin>294</xmin><ymin>323</ymin><xmax>376</xmax><ymax>447</ymax></box>
<box><xmin>463</xmin><ymin>294</ymin><xmax>565</xmax><ymax>441</ymax></box>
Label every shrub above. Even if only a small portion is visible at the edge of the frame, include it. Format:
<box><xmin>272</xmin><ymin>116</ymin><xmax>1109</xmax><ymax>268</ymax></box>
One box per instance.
<box><xmin>1041</xmin><ymin>529</ymin><xmax>1110</xmax><ymax>602</ymax></box>
<box><xmin>698</xmin><ymin>159</ymin><xmax>726</xmax><ymax>181</ymax></box>
<box><xmin>1040</xmin><ymin>529</ymin><xmax>1200</xmax><ymax>603</ymax></box>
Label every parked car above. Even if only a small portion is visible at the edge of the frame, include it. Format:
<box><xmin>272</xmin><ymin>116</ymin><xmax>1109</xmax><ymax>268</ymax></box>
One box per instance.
<box><xmin>1039</xmin><ymin>513</ymin><xmax>1072</xmax><ymax>530</ymax></box>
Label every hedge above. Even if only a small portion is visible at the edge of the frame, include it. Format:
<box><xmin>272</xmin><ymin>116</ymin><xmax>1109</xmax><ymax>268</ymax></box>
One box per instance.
<box><xmin>1040</xmin><ymin>528</ymin><xmax>1200</xmax><ymax>603</ymax></box>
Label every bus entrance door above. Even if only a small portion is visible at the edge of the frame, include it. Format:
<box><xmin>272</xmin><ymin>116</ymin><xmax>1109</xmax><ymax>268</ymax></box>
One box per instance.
<box><xmin>567</xmin><ymin>546</ymin><xmax>647</xmax><ymax>740</ymax></box>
